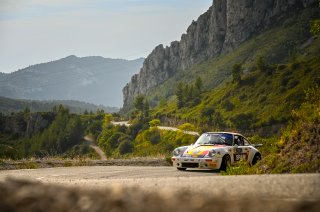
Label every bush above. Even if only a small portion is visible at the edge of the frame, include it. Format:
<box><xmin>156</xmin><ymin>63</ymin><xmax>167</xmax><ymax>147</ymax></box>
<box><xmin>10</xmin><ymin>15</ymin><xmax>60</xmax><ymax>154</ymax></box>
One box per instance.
<box><xmin>288</xmin><ymin>80</ymin><xmax>299</xmax><ymax>89</ymax></box>
<box><xmin>107</xmin><ymin>133</ymin><xmax>123</xmax><ymax>149</ymax></box>
<box><xmin>258</xmin><ymin>95</ymin><xmax>267</xmax><ymax>103</ymax></box>
<box><xmin>222</xmin><ymin>100</ymin><xmax>234</xmax><ymax>111</ymax></box>
<box><xmin>281</xmin><ymin>76</ymin><xmax>291</xmax><ymax>86</ymax></box>
<box><xmin>231</xmin><ymin>113</ymin><xmax>257</xmax><ymax>131</ymax></box>
<box><xmin>118</xmin><ymin>140</ymin><xmax>133</xmax><ymax>155</ymax></box>
<box><xmin>149</xmin><ymin>119</ymin><xmax>161</xmax><ymax>127</ymax></box>
<box><xmin>149</xmin><ymin>128</ymin><xmax>161</xmax><ymax>145</ymax></box>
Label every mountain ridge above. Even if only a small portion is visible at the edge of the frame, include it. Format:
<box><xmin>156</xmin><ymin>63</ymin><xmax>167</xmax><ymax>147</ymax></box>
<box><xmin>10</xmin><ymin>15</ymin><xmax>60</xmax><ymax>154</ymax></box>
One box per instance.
<box><xmin>0</xmin><ymin>96</ymin><xmax>118</xmax><ymax>114</ymax></box>
<box><xmin>0</xmin><ymin>55</ymin><xmax>144</xmax><ymax>107</ymax></box>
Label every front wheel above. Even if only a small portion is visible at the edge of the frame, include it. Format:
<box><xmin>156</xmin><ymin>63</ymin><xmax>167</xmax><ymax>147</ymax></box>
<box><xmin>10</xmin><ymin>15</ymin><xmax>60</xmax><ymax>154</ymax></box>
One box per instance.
<box><xmin>220</xmin><ymin>155</ymin><xmax>231</xmax><ymax>171</ymax></box>
<box><xmin>177</xmin><ymin>167</ymin><xmax>187</xmax><ymax>171</ymax></box>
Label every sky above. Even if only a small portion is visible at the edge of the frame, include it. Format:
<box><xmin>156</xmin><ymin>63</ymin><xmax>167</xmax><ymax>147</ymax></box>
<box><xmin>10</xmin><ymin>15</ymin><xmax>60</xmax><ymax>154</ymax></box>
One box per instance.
<box><xmin>0</xmin><ymin>0</ymin><xmax>212</xmax><ymax>73</ymax></box>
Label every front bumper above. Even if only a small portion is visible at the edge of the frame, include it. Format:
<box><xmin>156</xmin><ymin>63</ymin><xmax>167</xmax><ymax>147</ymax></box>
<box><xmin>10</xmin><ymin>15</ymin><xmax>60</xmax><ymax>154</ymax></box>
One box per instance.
<box><xmin>172</xmin><ymin>156</ymin><xmax>222</xmax><ymax>169</ymax></box>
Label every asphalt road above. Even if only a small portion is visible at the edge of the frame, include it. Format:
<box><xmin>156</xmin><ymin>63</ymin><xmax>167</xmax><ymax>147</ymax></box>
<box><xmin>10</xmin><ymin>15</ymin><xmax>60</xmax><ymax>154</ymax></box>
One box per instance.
<box><xmin>0</xmin><ymin>166</ymin><xmax>319</xmax><ymax>201</ymax></box>
<box><xmin>111</xmin><ymin>121</ymin><xmax>200</xmax><ymax>135</ymax></box>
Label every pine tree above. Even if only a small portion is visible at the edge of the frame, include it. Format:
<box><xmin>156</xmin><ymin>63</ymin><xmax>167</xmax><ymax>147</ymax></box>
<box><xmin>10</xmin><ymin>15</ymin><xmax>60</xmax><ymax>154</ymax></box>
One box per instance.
<box><xmin>195</xmin><ymin>77</ymin><xmax>203</xmax><ymax>94</ymax></box>
<box><xmin>176</xmin><ymin>82</ymin><xmax>185</xmax><ymax>108</ymax></box>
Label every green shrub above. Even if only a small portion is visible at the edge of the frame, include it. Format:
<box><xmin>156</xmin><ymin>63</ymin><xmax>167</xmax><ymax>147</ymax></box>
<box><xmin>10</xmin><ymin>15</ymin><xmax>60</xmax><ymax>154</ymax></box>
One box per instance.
<box><xmin>222</xmin><ymin>100</ymin><xmax>234</xmax><ymax>111</ymax></box>
<box><xmin>149</xmin><ymin>119</ymin><xmax>161</xmax><ymax>127</ymax></box>
<box><xmin>118</xmin><ymin>140</ymin><xmax>133</xmax><ymax>155</ymax></box>
<box><xmin>107</xmin><ymin>133</ymin><xmax>124</xmax><ymax>149</ymax></box>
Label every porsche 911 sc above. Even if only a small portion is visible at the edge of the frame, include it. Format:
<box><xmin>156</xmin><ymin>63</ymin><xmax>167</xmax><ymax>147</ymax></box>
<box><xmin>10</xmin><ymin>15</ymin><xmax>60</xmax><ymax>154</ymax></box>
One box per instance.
<box><xmin>171</xmin><ymin>132</ymin><xmax>262</xmax><ymax>171</ymax></box>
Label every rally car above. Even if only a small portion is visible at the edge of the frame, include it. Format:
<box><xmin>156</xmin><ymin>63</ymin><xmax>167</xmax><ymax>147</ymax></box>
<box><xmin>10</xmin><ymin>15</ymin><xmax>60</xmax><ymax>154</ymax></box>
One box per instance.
<box><xmin>172</xmin><ymin>132</ymin><xmax>262</xmax><ymax>171</ymax></box>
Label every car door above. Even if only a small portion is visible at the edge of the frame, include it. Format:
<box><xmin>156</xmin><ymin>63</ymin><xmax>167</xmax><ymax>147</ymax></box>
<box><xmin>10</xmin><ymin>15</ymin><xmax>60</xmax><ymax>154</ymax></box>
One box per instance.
<box><xmin>232</xmin><ymin>135</ymin><xmax>249</xmax><ymax>163</ymax></box>
<box><xmin>242</xmin><ymin>136</ymin><xmax>255</xmax><ymax>162</ymax></box>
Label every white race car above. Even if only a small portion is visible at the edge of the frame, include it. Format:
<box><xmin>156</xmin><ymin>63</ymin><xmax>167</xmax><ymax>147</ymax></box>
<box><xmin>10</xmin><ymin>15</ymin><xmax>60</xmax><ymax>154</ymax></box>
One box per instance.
<box><xmin>172</xmin><ymin>132</ymin><xmax>262</xmax><ymax>171</ymax></box>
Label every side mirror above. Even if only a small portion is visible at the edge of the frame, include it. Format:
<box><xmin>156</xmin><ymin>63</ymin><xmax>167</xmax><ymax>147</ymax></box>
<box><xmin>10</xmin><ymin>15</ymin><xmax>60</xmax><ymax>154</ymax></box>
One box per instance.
<box><xmin>252</xmin><ymin>144</ymin><xmax>263</xmax><ymax>147</ymax></box>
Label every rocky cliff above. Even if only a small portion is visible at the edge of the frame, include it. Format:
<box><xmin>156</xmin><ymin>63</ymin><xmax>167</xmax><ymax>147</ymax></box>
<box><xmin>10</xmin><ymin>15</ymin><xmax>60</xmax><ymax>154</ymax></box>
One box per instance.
<box><xmin>123</xmin><ymin>0</ymin><xmax>315</xmax><ymax>108</ymax></box>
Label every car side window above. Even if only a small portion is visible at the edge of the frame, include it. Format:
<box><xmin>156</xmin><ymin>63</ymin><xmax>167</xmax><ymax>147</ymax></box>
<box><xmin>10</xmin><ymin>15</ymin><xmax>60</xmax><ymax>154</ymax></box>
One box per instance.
<box><xmin>224</xmin><ymin>134</ymin><xmax>233</xmax><ymax>146</ymax></box>
<box><xmin>233</xmin><ymin>135</ymin><xmax>238</xmax><ymax>145</ymax></box>
<box><xmin>243</xmin><ymin>138</ymin><xmax>250</xmax><ymax>146</ymax></box>
<box><xmin>238</xmin><ymin>136</ymin><xmax>244</xmax><ymax>146</ymax></box>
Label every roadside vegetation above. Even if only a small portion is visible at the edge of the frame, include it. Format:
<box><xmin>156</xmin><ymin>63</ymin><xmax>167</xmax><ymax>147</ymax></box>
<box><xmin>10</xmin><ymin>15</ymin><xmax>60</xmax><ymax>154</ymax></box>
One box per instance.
<box><xmin>97</xmin><ymin>101</ymin><xmax>197</xmax><ymax>159</ymax></box>
<box><xmin>0</xmin><ymin>105</ymin><xmax>101</xmax><ymax>160</ymax></box>
<box><xmin>223</xmin><ymin>85</ymin><xmax>320</xmax><ymax>174</ymax></box>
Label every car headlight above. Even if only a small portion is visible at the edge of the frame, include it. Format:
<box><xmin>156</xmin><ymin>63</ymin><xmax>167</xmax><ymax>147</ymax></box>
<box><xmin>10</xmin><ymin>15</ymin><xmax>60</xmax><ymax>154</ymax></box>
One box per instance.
<box><xmin>173</xmin><ymin>147</ymin><xmax>186</xmax><ymax>156</ymax></box>
<box><xmin>173</xmin><ymin>148</ymin><xmax>181</xmax><ymax>156</ymax></box>
<box><xmin>208</xmin><ymin>150</ymin><xmax>216</xmax><ymax>157</ymax></box>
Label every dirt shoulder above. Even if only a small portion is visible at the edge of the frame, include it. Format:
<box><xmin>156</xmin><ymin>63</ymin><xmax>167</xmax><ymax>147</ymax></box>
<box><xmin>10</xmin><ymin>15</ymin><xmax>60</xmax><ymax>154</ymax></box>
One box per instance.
<box><xmin>83</xmin><ymin>135</ymin><xmax>107</xmax><ymax>160</ymax></box>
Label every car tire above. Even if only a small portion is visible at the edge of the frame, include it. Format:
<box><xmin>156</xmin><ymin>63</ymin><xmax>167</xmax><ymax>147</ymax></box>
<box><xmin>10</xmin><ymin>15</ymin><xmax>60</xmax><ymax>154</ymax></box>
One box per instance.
<box><xmin>220</xmin><ymin>155</ymin><xmax>231</xmax><ymax>171</ymax></box>
<box><xmin>252</xmin><ymin>153</ymin><xmax>261</xmax><ymax>165</ymax></box>
<box><xmin>177</xmin><ymin>167</ymin><xmax>187</xmax><ymax>171</ymax></box>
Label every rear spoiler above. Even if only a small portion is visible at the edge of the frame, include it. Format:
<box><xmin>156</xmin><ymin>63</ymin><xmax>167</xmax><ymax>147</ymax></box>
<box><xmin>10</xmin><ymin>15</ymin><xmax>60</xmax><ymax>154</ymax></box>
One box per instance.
<box><xmin>252</xmin><ymin>144</ymin><xmax>263</xmax><ymax>147</ymax></box>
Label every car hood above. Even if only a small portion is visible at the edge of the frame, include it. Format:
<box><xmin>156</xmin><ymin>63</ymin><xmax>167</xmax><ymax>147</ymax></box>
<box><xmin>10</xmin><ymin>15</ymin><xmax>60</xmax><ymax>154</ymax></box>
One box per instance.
<box><xmin>183</xmin><ymin>145</ymin><xmax>226</xmax><ymax>158</ymax></box>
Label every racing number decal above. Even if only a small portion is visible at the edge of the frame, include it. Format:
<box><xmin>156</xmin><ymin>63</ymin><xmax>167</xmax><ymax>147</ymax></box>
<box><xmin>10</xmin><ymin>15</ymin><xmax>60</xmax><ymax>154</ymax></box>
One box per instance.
<box><xmin>235</xmin><ymin>154</ymin><xmax>242</xmax><ymax>161</ymax></box>
<box><xmin>234</xmin><ymin>148</ymin><xmax>247</xmax><ymax>161</ymax></box>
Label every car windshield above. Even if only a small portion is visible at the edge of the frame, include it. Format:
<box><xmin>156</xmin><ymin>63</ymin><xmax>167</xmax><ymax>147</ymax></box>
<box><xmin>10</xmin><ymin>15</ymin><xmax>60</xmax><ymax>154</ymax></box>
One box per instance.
<box><xmin>195</xmin><ymin>133</ymin><xmax>233</xmax><ymax>146</ymax></box>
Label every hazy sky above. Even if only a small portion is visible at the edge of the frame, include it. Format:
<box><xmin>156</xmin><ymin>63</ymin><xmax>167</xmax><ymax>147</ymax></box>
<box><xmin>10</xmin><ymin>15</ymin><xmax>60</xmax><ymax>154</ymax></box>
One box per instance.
<box><xmin>0</xmin><ymin>0</ymin><xmax>212</xmax><ymax>73</ymax></box>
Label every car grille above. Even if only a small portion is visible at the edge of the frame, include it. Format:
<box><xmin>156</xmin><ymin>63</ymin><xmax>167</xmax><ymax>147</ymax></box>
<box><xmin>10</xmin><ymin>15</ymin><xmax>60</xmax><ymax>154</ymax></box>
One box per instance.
<box><xmin>181</xmin><ymin>163</ymin><xmax>199</xmax><ymax>168</ymax></box>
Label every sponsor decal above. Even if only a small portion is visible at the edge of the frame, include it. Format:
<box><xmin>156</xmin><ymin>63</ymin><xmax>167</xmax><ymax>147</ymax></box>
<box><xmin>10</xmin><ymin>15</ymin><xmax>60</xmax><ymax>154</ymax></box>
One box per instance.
<box><xmin>184</xmin><ymin>145</ymin><xmax>225</xmax><ymax>158</ymax></box>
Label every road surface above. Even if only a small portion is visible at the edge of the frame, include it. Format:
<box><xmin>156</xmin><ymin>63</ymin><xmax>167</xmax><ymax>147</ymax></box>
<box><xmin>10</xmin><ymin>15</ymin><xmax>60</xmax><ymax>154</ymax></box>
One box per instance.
<box><xmin>0</xmin><ymin>166</ymin><xmax>319</xmax><ymax>201</ymax></box>
<box><xmin>111</xmin><ymin>121</ymin><xmax>199</xmax><ymax>136</ymax></box>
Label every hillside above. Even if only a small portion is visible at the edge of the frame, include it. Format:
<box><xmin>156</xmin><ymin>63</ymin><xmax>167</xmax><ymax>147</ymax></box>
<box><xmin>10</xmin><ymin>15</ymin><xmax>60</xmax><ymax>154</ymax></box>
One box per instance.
<box><xmin>0</xmin><ymin>96</ymin><xmax>118</xmax><ymax>114</ymax></box>
<box><xmin>0</xmin><ymin>56</ymin><xmax>143</xmax><ymax>107</ymax></box>
<box><xmin>121</xmin><ymin>1</ymin><xmax>320</xmax><ymax>134</ymax></box>
<box><xmin>122</xmin><ymin>0</ymin><xmax>315</xmax><ymax>110</ymax></box>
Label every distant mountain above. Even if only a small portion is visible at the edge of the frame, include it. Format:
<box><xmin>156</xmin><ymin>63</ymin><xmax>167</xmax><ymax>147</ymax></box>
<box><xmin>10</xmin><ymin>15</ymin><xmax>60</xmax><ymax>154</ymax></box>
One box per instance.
<box><xmin>0</xmin><ymin>96</ymin><xmax>118</xmax><ymax>114</ymax></box>
<box><xmin>0</xmin><ymin>55</ymin><xmax>144</xmax><ymax>107</ymax></box>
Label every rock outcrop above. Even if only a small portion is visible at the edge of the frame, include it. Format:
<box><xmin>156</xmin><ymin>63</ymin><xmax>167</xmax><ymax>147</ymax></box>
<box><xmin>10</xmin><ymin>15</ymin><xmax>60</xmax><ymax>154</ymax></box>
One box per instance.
<box><xmin>123</xmin><ymin>0</ymin><xmax>315</xmax><ymax>108</ymax></box>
